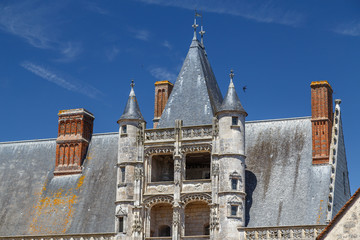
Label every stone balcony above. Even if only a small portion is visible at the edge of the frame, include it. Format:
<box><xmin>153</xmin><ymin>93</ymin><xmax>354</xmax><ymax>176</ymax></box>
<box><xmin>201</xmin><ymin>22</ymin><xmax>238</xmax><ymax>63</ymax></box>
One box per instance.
<box><xmin>145</xmin><ymin>179</ymin><xmax>211</xmax><ymax>195</ymax></box>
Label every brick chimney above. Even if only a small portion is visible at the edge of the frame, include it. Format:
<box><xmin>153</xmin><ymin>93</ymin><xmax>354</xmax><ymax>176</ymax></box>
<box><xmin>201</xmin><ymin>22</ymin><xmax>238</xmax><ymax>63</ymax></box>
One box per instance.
<box><xmin>311</xmin><ymin>81</ymin><xmax>333</xmax><ymax>164</ymax></box>
<box><xmin>153</xmin><ymin>80</ymin><xmax>173</xmax><ymax>128</ymax></box>
<box><xmin>54</xmin><ymin>109</ymin><xmax>94</xmax><ymax>176</ymax></box>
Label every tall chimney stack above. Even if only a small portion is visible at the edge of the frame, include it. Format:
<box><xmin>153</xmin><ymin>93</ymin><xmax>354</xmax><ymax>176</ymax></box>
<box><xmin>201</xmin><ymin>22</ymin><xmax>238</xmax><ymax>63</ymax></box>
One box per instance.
<box><xmin>153</xmin><ymin>81</ymin><xmax>173</xmax><ymax>128</ymax></box>
<box><xmin>311</xmin><ymin>81</ymin><xmax>333</xmax><ymax>164</ymax></box>
<box><xmin>54</xmin><ymin>108</ymin><xmax>94</xmax><ymax>176</ymax></box>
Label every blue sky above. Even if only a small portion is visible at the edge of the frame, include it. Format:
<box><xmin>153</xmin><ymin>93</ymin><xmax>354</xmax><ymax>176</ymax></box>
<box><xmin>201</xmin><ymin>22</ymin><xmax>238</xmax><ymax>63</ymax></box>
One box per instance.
<box><xmin>0</xmin><ymin>0</ymin><xmax>359</xmax><ymax>192</ymax></box>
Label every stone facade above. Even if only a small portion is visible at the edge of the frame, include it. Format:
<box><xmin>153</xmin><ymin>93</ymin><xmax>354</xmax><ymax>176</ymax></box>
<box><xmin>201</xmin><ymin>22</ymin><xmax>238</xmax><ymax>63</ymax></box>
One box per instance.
<box><xmin>318</xmin><ymin>188</ymin><xmax>360</xmax><ymax>239</ymax></box>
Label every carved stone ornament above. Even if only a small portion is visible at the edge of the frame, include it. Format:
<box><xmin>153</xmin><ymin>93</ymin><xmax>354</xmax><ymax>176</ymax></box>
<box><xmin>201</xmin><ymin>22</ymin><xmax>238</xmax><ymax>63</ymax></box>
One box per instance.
<box><xmin>174</xmin><ymin>161</ymin><xmax>181</xmax><ymax>173</ymax></box>
<box><xmin>181</xmin><ymin>144</ymin><xmax>212</xmax><ymax>154</ymax></box>
<box><xmin>144</xmin><ymin>146</ymin><xmax>174</xmax><ymax>158</ymax></box>
<box><xmin>132</xmin><ymin>214</ymin><xmax>142</xmax><ymax>233</ymax></box>
<box><xmin>212</xmin><ymin>163</ymin><xmax>219</xmax><ymax>176</ymax></box>
<box><xmin>116</xmin><ymin>206</ymin><xmax>127</xmax><ymax>216</ymax></box>
<box><xmin>212</xmin><ymin>117</ymin><xmax>219</xmax><ymax>137</ymax></box>
<box><xmin>134</xmin><ymin>168</ymin><xmax>143</xmax><ymax>181</ymax></box>
<box><xmin>172</xmin><ymin>211</ymin><xmax>180</xmax><ymax>227</ymax></box>
<box><xmin>210</xmin><ymin>206</ymin><xmax>219</xmax><ymax>230</ymax></box>
<box><xmin>143</xmin><ymin>195</ymin><xmax>174</xmax><ymax>208</ymax></box>
<box><xmin>181</xmin><ymin>193</ymin><xmax>212</xmax><ymax>206</ymax></box>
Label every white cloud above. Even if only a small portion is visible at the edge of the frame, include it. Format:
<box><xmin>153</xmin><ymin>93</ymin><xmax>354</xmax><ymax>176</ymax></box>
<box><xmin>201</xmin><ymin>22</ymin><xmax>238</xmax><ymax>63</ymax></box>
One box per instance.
<box><xmin>162</xmin><ymin>40</ymin><xmax>172</xmax><ymax>49</ymax></box>
<box><xmin>21</xmin><ymin>61</ymin><xmax>103</xmax><ymax>99</ymax></box>
<box><xmin>137</xmin><ymin>0</ymin><xmax>304</xmax><ymax>27</ymax></box>
<box><xmin>85</xmin><ymin>2</ymin><xmax>109</xmax><ymax>15</ymax></box>
<box><xmin>149</xmin><ymin>67</ymin><xmax>177</xmax><ymax>81</ymax></box>
<box><xmin>128</xmin><ymin>28</ymin><xmax>150</xmax><ymax>41</ymax></box>
<box><xmin>0</xmin><ymin>1</ymin><xmax>82</xmax><ymax>60</ymax></box>
<box><xmin>106</xmin><ymin>46</ymin><xmax>120</xmax><ymax>61</ymax></box>
<box><xmin>334</xmin><ymin>21</ymin><xmax>360</xmax><ymax>36</ymax></box>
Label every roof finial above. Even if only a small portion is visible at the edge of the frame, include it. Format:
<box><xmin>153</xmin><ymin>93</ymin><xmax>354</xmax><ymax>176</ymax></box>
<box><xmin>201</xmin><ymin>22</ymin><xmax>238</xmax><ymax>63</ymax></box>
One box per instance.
<box><xmin>130</xmin><ymin>79</ymin><xmax>135</xmax><ymax>88</ymax></box>
<box><xmin>230</xmin><ymin>69</ymin><xmax>234</xmax><ymax>82</ymax></box>
<box><xmin>192</xmin><ymin>10</ymin><xmax>199</xmax><ymax>40</ymax></box>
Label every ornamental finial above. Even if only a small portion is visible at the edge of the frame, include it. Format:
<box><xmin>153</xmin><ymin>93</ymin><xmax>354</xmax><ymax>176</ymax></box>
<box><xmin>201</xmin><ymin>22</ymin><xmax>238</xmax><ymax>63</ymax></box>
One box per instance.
<box><xmin>230</xmin><ymin>70</ymin><xmax>234</xmax><ymax>81</ymax></box>
<box><xmin>192</xmin><ymin>10</ymin><xmax>200</xmax><ymax>40</ymax></box>
<box><xmin>130</xmin><ymin>79</ymin><xmax>135</xmax><ymax>88</ymax></box>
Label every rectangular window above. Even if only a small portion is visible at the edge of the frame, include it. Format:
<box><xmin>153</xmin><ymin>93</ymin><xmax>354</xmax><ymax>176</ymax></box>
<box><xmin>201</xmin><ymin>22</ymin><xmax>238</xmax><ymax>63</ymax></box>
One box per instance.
<box><xmin>121</xmin><ymin>167</ymin><xmax>125</xmax><ymax>182</ymax></box>
<box><xmin>118</xmin><ymin>216</ymin><xmax>124</xmax><ymax>232</ymax></box>
<box><xmin>232</xmin><ymin>117</ymin><xmax>238</xmax><ymax>126</ymax></box>
<box><xmin>231</xmin><ymin>205</ymin><xmax>237</xmax><ymax>216</ymax></box>
<box><xmin>122</xmin><ymin>125</ymin><xmax>127</xmax><ymax>134</ymax></box>
<box><xmin>231</xmin><ymin>179</ymin><xmax>238</xmax><ymax>190</ymax></box>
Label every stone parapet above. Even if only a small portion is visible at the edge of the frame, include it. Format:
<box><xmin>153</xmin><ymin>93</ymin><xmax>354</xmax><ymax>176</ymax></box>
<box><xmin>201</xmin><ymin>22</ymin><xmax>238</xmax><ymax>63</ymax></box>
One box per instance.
<box><xmin>240</xmin><ymin>225</ymin><xmax>326</xmax><ymax>240</ymax></box>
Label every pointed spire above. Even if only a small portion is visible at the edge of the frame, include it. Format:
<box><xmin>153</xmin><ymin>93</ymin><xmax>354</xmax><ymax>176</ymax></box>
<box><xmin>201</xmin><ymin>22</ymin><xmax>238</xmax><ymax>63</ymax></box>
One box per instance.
<box><xmin>118</xmin><ymin>80</ymin><xmax>144</xmax><ymax>123</ymax></box>
<box><xmin>218</xmin><ymin>70</ymin><xmax>247</xmax><ymax>115</ymax></box>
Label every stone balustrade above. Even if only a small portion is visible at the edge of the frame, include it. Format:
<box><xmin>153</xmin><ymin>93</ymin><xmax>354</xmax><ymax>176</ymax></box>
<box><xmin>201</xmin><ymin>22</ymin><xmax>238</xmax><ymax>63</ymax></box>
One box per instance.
<box><xmin>145</xmin><ymin>128</ymin><xmax>175</xmax><ymax>142</ymax></box>
<box><xmin>182</xmin><ymin>125</ymin><xmax>212</xmax><ymax>140</ymax></box>
<box><xmin>240</xmin><ymin>225</ymin><xmax>326</xmax><ymax>240</ymax></box>
<box><xmin>0</xmin><ymin>233</ymin><xmax>115</xmax><ymax>240</ymax></box>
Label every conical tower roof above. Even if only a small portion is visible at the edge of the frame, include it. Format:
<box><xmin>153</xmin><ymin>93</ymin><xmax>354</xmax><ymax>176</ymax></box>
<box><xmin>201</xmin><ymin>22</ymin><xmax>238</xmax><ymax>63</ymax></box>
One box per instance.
<box><xmin>157</xmin><ymin>37</ymin><xmax>223</xmax><ymax>128</ymax></box>
<box><xmin>218</xmin><ymin>72</ymin><xmax>247</xmax><ymax>115</ymax></box>
<box><xmin>118</xmin><ymin>81</ymin><xmax>144</xmax><ymax>122</ymax></box>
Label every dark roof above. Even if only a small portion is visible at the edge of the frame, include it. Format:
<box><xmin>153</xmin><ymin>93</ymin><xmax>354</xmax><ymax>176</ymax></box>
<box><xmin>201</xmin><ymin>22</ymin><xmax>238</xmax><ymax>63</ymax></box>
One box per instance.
<box><xmin>218</xmin><ymin>79</ymin><xmax>247</xmax><ymax>115</ymax></box>
<box><xmin>245</xmin><ymin>117</ymin><xmax>331</xmax><ymax>227</ymax></box>
<box><xmin>0</xmin><ymin>134</ymin><xmax>117</xmax><ymax>235</ymax></box>
<box><xmin>0</xmin><ymin>117</ymin><xmax>351</xmax><ymax>235</ymax></box>
<box><xmin>157</xmin><ymin>39</ymin><xmax>223</xmax><ymax>128</ymax></box>
<box><xmin>317</xmin><ymin>187</ymin><xmax>360</xmax><ymax>239</ymax></box>
<box><xmin>118</xmin><ymin>85</ymin><xmax>144</xmax><ymax>122</ymax></box>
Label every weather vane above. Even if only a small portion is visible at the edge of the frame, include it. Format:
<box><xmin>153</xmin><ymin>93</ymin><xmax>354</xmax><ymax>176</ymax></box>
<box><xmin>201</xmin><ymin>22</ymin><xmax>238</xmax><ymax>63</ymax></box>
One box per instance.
<box><xmin>192</xmin><ymin>11</ymin><xmax>199</xmax><ymax>40</ymax></box>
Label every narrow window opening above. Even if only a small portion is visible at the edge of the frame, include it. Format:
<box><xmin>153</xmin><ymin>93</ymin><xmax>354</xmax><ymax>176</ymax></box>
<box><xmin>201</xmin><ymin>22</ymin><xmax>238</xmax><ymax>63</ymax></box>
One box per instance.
<box><xmin>122</xmin><ymin>125</ymin><xmax>127</xmax><ymax>134</ymax></box>
<box><xmin>231</xmin><ymin>179</ymin><xmax>238</xmax><ymax>190</ymax></box>
<box><xmin>118</xmin><ymin>217</ymin><xmax>124</xmax><ymax>233</ymax></box>
<box><xmin>232</xmin><ymin>116</ymin><xmax>238</xmax><ymax>126</ymax></box>
<box><xmin>231</xmin><ymin>205</ymin><xmax>237</xmax><ymax>216</ymax></box>
<box><xmin>204</xmin><ymin>224</ymin><xmax>210</xmax><ymax>235</ymax></box>
<box><xmin>120</xmin><ymin>167</ymin><xmax>125</xmax><ymax>182</ymax></box>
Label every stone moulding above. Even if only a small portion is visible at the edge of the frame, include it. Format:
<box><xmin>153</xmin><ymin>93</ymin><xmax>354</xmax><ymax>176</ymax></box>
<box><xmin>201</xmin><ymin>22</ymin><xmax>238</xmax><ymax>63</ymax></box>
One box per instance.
<box><xmin>180</xmin><ymin>193</ymin><xmax>212</xmax><ymax>206</ymax></box>
<box><xmin>143</xmin><ymin>194</ymin><xmax>174</xmax><ymax>208</ymax></box>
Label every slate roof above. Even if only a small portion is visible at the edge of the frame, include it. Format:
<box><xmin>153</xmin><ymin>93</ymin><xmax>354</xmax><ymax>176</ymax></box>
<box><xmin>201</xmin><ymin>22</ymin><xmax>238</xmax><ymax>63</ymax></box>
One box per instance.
<box><xmin>157</xmin><ymin>39</ymin><xmax>223</xmax><ymax>128</ymax></box>
<box><xmin>0</xmin><ymin>118</ymin><xmax>351</xmax><ymax>235</ymax></box>
<box><xmin>118</xmin><ymin>84</ymin><xmax>144</xmax><ymax>122</ymax></box>
<box><xmin>218</xmin><ymin>78</ymin><xmax>247</xmax><ymax>115</ymax></box>
<box><xmin>0</xmin><ymin>134</ymin><xmax>117</xmax><ymax>235</ymax></box>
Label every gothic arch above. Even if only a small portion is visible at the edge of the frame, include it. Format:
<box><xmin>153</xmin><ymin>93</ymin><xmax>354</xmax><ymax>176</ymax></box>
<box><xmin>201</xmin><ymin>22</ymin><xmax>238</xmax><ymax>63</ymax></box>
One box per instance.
<box><xmin>143</xmin><ymin>195</ymin><xmax>174</xmax><ymax>208</ymax></box>
<box><xmin>181</xmin><ymin>193</ymin><xmax>212</xmax><ymax>207</ymax></box>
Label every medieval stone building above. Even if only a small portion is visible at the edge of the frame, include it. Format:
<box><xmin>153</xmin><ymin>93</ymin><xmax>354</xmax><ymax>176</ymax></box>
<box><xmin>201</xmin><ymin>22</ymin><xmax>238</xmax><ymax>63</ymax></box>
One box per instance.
<box><xmin>0</xmin><ymin>20</ymin><xmax>351</xmax><ymax>240</ymax></box>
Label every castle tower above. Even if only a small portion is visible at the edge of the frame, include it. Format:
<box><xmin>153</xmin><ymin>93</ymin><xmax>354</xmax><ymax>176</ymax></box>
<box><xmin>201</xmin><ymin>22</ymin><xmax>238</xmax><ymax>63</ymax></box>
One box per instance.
<box><xmin>215</xmin><ymin>71</ymin><xmax>247</xmax><ymax>239</ymax></box>
<box><xmin>116</xmin><ymin>80</ymin><xmax>145</xmax><ymax>239</ymax></box>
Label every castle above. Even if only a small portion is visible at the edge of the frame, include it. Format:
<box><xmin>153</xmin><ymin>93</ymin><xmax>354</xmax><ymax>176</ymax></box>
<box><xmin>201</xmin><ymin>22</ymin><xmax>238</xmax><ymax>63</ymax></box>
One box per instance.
<box><xmin>0</xmin><ymin>18</ymin><xmax>351</xmax><ymax>240</ymax></box>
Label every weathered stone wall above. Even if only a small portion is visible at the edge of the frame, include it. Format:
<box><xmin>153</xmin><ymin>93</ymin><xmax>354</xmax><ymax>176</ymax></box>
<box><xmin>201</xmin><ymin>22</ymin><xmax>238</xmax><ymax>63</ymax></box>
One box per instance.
<box><xmin>322</xmin><ymin>193</ymin><xmax>360</xmax><ymax>239</ymax></box>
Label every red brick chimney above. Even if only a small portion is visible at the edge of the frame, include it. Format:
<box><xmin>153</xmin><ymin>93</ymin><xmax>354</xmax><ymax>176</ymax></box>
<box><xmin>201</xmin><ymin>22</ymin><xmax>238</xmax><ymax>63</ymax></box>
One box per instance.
<box><xmin>153</xmin><ymin>80</ymin><xmax>173</xmax><ymax>128</ymax></box>
<box><xmin>311</xmin><ymin>81</ymin><xmax>333</xmax><ymax>165</ymax></box>
<box><xmin>54</xmin><ymin>109</ymin><xmax>94</xmax><ymax>176</ymax></box>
